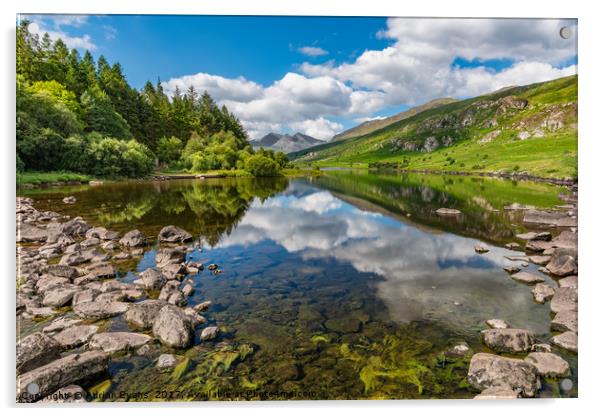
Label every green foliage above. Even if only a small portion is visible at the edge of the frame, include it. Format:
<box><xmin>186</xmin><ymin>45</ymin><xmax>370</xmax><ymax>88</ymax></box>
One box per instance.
<box><xmin>86</xmin><ymin>137</ymin><xmax>154</xmax><ymax>177</ymax></box>
<box><xmin>156</xmin><ymin>136</ymin><xmax>183</xmax><ymax>164</ymax></box>
<box><xmin>244</xmin><ymin>155</ymin><xmax>280</xmax><ymax>177</ymax></box>
<box><xmin>27</xmin><ymin>80</ymin><xmax>81</xmax><ymax>115</ymax></box>
<box><xmin>81</xmin><ymin>85</ymin><xmax>132</xmax><ymax>139</ymax></box>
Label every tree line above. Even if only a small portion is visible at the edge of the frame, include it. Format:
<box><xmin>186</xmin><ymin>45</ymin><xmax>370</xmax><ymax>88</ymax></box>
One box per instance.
<box><xmin>16</xmin><ymin>20</ymin><xmax>287</xmax><ymax>178</ymax></box>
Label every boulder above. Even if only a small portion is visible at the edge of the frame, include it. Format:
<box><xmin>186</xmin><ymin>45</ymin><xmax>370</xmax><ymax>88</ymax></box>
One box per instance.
<box><xmin>152</xmin><ymin>304</ymin><xmax>194</xmax><ymax>348</ymax></box>
<box><xmin>42</xmin><ymin>317</ymin><xmax>82</xmax><ymax>334</ymax></box>
<box><xmin>516</xmin><ymin>231</ymin><xmax>551</xmax><ymax>241</ymax></box>
<box><xmin>119</xmin><ymin>230</ymin><xmax>147</xmax><ymax>247</ymax></box>
<box><xmin>80</xmin><ymin>237</ymin><xmax>100</xmax><ymax>248</ymax></box>
<box><xmin>155</xmin><ymin>247</ymin><xmax>186</xmax><ymax>267</ymax></box>
<box><xmin>467</xmin><ymin>353</ymin><xmax>540</xmax><ymax>397</ymax></box>
<box><xmin>529</xmin><ymin>256</ymin><xmax>551</xmax><ymax>266</ymax></box>
<box><xmin>531</xmin><ymin>283</ymin><xmax>555</xmax><ymax>304</ymax></box>
<box><xmin>486</xmin><ymin>319</ymin><xmax>509</xmax><ymax>329</ymax></box>
<box><xmin>86</xmin><ymin>227</ymin><xmax>119</xmax><ymax>241</ymax></box>
<box><xmin>135</xmin><ymin>268</ymin><xmax>167</xmax><ymax>290</ymax></box>
<box><xmin>445</xmin><ymin>343</ymin><xmax>472</xmax><ymax>358</ymax></box>
<box><xmin>503</xmin><ymin>265</ymin><xmax>521</xmax><ymax>274</ymax></box>
<box><xmin>17</xmin><ymin>223</ymin><xmax>48</xmax><ymax>243</ymax></box>
<box><xmin>42</xmin><ymin>286</ymin><xmax>78</xmax><ymax>307</ymax></box>
<box><xmin>551</xmin><ymin>310</ymin><xmax>578</xmax><ymax>333</ymax></box>
<box><xmin>17</xmin><ymin>332</ymin><xmax>62</xmax><ymax>375</ymax></box>
<box><xmin>55</xmin><ymin>217</ymin><xmax>91</xmax><ymax>237</ymax></box>
<box><xmin>474</xmin><ymin>245</ymin><xmax>489</xmax><ymax>254</ymax></box>
<box><xmin>505</xmin><ymin>242</ymin><xmax>521</xmax><ymax>250</ymax></box>
<box><xmin>550</xmin><ymin>287</ymin><xmax>578</xmax><ymax>314</ymax></box>
<box><xmin>435</xmin><ymin>208</ymin><xmax>461</xmax><ymax>217</ymax></box>
<box><xmin>551</xmin><ymin>331</ymin><xmax>578</xmax><ymax>353</ymax></box>
<box><xmin>525</xmin><ymin>352</ymin><xmax>570</xmax><ymax>378</ymax></box>
<box><xmin>546</xmin><ymin>253</ymin><xmax>577</xmax><ymax>276</ymax></box>
<box><xmin>52</xmin><ymin>325</ymin><xmax>99</xmax><ymax>349</ymax></box>
<box><xmin>89</xmin><ymin>332</ymin><xmax>152</xmax><ymax>354</ymax></box>
<box><xmin>511</xmin><ymin>271</ymin><xmax>545</xmax><ymax>284</ymax></box>
<box><xmin>558</xmin><ymin>275</ymin><xmax>578</xmax><ymax>288</ymax></box>
<box><xmin>73</xmin><ymin>300</ymin><xmax>129</xmax><ymax>319</ymax></box>
<box><xmin>72</xmin><ymin>289</ymin><xmax>99</xmax><ymax>305</ymax></box>
<box><xmin>157</xmin><ymin>226</ymin><xmax>193</xmax><ymax>243</ymax></box>
<box><xmin>124</xmin><ymin>299</ymin><xmax>168</xmax><ymax>329</ymax></box>
<box><xmin>481</xmin><ymin>328</ymin><xmax>535</xmax><ymax>353</ymax></box>
<box><xmin>17</xmin><ymin>351</ymin><xmax>108</xmax><ymax>402</ymax></box>
<box><xmin>523</xmin><ymin>210</ymin><xmax>577</xmax><ymax>227</ymax></box>
<box><xmin>200</xmin><ymin>326</ymin><xmax>220</xmax><ymax>341</ymax></box>
<box><xmin>193</xmin><ymin>301</ymin><xmax>212</xmax><ymax>312</ymax></box>
<box><xmin>45</xmin><ymin>265</ymin><xmax>79</xmax><ymax>280</ymax></box>
<box><xmin>62</xmin><ymin>196</ymin><xmax>77</xmax><ymax>204</ymax></box>
<box><xmin>158</xmin><ymin>280</ymin><xmax>181</xmax><ymax>301</ymax></box>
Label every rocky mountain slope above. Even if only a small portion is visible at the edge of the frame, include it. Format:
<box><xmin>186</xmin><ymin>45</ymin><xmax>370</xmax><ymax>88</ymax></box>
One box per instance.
<box><xmin>251</xmin><ymin>132</ymin><xmax>324</xmax><ymax>153</ymax></box>
<box><xmin>291</xmin><ymin>75</ymin><xmax>577</xmax><ymax>179</ymax></box>
<box><xmin>332</xmin><ymin>97</ymin><xmax>457</xmax><ymax>142</ymax></box>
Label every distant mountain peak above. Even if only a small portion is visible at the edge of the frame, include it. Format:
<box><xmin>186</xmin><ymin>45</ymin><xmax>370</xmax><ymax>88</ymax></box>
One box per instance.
<box><xmin>251</xmin><ymin>132</ymin><xmax>324</xmax><ymax>154</ymax></box>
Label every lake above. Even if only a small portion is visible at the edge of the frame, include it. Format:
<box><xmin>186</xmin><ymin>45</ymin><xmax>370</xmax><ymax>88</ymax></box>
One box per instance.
<box><xmin>18</xmin><ymin>171</ymin><xmax>577</xmax><ymax>400</ymax></box>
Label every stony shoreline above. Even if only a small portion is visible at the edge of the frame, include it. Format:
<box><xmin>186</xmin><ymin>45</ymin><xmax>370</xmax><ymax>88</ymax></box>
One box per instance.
<box><xmin>454</xmin><ymin>183</ymin><xmax>578</xmax><ymax>399</ymax></box>
<box><xmin>16</xmin><ymin>196</ymin><xmax>222</xmax><ymax>402</ymax></box>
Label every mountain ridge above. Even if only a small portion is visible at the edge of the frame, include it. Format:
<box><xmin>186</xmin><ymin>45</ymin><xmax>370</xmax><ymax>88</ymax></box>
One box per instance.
<box><xmin>251</xmin><ymin>132</ymin><xmax>324</xmax><ymax>154</ymax></box>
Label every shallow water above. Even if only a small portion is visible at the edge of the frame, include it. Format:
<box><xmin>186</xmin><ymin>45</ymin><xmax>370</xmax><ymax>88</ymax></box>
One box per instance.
<box><xmin>18</xmin><ymin>172</ymin><xmax>577</xmax><ymax>400</ymax></box>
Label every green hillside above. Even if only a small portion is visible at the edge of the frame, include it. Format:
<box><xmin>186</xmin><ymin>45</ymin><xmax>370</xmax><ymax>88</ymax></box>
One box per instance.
<box><xmin>291</xmin><ymin>76</ymin><xmax>578</xmax><ymax>179</ymax></box>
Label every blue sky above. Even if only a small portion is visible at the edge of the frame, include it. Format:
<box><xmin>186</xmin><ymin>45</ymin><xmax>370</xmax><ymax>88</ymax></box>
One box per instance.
<box><xmin>21</xmin><ymin>15</ymin><xmax>577</xmax><ymax>139</ymax></box>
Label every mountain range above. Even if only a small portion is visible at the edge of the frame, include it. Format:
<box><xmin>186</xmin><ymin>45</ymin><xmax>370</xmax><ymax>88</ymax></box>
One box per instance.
<box><xmin>251</xmin><ymin>132</ymin><xmax>324</xmax><ymax>153</ymax></box>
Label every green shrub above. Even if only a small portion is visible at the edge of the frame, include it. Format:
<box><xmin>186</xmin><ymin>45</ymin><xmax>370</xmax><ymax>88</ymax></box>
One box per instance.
<box><xmin>244</xmin><ymin>155</ymin><xmax>280</xmax><ymax>177</ymax></box>
<box><xmin>156</xmin><ymin>136</ymin><xmax>183</xmax><ymax>164</ymax></box>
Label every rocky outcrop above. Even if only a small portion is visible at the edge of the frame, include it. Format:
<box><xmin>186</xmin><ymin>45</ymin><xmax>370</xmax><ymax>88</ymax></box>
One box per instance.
<box><xmin>481</xmin><ymin>328</ymin><xmax>535</xmax><ymax>353</ymax></box>
<box><xmin>467</xmin><ymin>353</ymin><xmax>540</xmax><ymax>397</ymax></box>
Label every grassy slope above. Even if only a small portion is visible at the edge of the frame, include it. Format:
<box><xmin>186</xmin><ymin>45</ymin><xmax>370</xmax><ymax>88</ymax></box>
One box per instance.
<box><xmin>292</xmin><ymin>76</ymin><xmax>577</xmax><ymax>179</ymax></box>
<box><xmin>17</xmin><ymin>171</ymin><xmax>92</xmax><ymax>186</ymax></box>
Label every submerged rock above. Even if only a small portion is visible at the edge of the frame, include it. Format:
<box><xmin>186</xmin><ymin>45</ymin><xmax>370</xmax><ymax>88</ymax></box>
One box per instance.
<box><xmin>468</xmin><ymin>353</ymin><xmax>540</xmax><ymax>397</ymax></box>
<box><xmin>17</xmin><ymin>332</ymin><xmax>62</xmax><ymax>375</ymax></box>
<box><xmin>17</xmin><ymin>351</ymin><xmax>108</xmax><ymax>402</ymax></box>
<box><xmin>481</xmin><ymin>328</ymin><xmax>535</xmax><ymax>353</ymax></box>
<box><xmin>200</xmin><ymin>326</ymin><xmax>220</xmax><ymax>341</ymax></box>
<box><xmin>525</xmin><ymin>352</ymin><xmax>570</xmax><ymax>378</ymax></box>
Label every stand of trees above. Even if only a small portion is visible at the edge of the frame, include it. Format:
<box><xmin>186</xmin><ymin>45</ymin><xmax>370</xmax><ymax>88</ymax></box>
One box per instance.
<box><xmin>16</xmin><ymin>20</ymin><xmax>287</xmax><ymax>178</ymax></box>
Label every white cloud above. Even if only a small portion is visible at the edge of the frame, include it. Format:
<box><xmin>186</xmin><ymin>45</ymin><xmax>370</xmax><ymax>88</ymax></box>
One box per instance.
<box><xmin>289</xmin><ymin>117</ymin><xmax>343</xmax><ymax>140</ymax></box>
<box><xmin>24</xmin><ymin>15</ymin><xmax>96</xmax><ymax>50</ymax></box>
<box><xmin>354</xmin><ymin>115</ymin><xmax>386</xmax><ymax>123</ymax></box>
<box><xmin>163</xmin><ymin>18</ymin><xmax>577</xmax><ymax>140</ymax></box>
<box><xmin>103</xmin><ymin>25</ymin><xmax>118</xmax><ymax>41</ymax></box>
<box><xmin>298</xmin><ymin>46</ymin><xmax>328</xmax><ymax>57</ymax></box>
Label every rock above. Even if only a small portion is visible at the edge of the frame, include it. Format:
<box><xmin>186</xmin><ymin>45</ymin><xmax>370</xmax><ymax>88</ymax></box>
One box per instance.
<box><xmin>551</xmin><ymin>331</ymin><xmax>578</xmax><ymax>353</ymax></box>
<box><xmin>42</xmin><ymin>317</ymin><xmax>82</xmax><ymax>334</ymax></box>
<box><xmin>529</xmin><ymin>256</ymin><xmax>551</xmax><ymax>265</ymax></box>
<box><xmin>551</xmin><ymin>310</ymin><xmax>578</xmax><ymax>333</ymax></box>
<box><xmin>525</xmin><ymin>352</ymin><xmax>570</xmax><ymax>378</ymax></box>
<box><xmin>41</xmin><ymin>385</ymin><xmax>87</xmax><ymax>403</ymax></box>
<box><xmin>511</xmin><ymin>271</ymin><xmax>545</xmax><ymax>284</ymax></box>
<box><xmin>89</xmin><ymin>332</ymin><xmax>152</xmax><ymax>354</ymax></box>
<box><xmin>45</xmin><ymin>265</ymin><xmax>79</xmax><ymax>280</ymax></box>
<box><xmin>36</xmin><ymin>276</ymin><xmax>70</xmax><ymax>292</ymax></box>
<box><xmin>486</xmin><ymin>319</ymin><xmax>509</xmax><ymax>329</ymax></box>
<box><xmin>182</xmin><ymin>283</ymin><xmax>194</xmax><ymax>297</ymax></box>
<box><xmin>558</xmin><ymin>275</ymin><xmax>578</xmax><ymax>288</ymax></box>
<box><xmin>152</xmin><ymin>304</ymin><xmax>194</xmax><ymax>348</ymax></box>
<box><xmin>208</xmin><ymin>263</ymin><xmax>219</xmax><ymax>271</ymax></box>
<box><xmin>168</xmin><ymin>291</ymin><xmax>187</xmax><ymax>306</ymax></box>
<box><xmin>17</xmin><ymin>332</ymin><xmax>62</xmax><ymax>375</ymax></box>
<box><xmin>52</xmin><ymin>325</ymin><xmax>99</xmax><ymax>349</ymax></box>
<box><xmin>73</xmin><ymin>300</ymin><xmax>129</xmax><ymax>319</ymax></box>
<box><xmin>158</xmin><ymin>280</ymin><xmax>181</xmax><ymax>301</ymax></box>
<box><xmin>324</xmin><ymin>317</ymin><xmax>361</xmax><ymax>333</ymax></box>
<box><xmin>155</xmin><ymin>247</ymin><xmax>186</xmax><ymax>267</ymax></box>
<box><xmin>481</xmin><ymin>328</ymin><xmax>535</xmax><ymax>353</ymax></box>
<box><xmin>72</xmin><ymin>289</ymin><xmax>99</xmax><ymax>305</ymax></box>
<box><xmin>531</xmin><ymin>283</ymin><xmax>555</xmax><ymax>304</ymax></box>
<box><xmin>17</xmin><ymin>351</ymin><xmax>108</xmax><ymax>402</ymax></box>
<box><xmin>525</xmin><ymin>240</ymin><xmax>554</xmax><ymax>252</ymax></box>
<box><xmin>86</xmin><ymin>227</ymin><xmax>119</xmax><ymax>241</ymax></box>
<box><xmin>55</xmin><ymin>217</ymin><xmax>91</xmax><ymax>237</ymax></box>
<box><xmin>446</xmin><ymin>343</ymin><xmax>472</xmax><ymax>358</ymax></box>
<box><xmin>467</xmin><ymin>353</ymin><xmax>540</xmax><ymax>397</ymax></box>
<box><xmin>546</xmin><ymin>253</ymin><xmax>577</xmax><ymax>276</ymax></box>
<box><xmin>505</xmin><ymin>242</ymin><xmax>520</xmax><ymax>250</ymax></box>
<box><xmin>474</xmin><ymin>245</ymin><xmax>489</xmax><ymax>254</ymax></box>
<box><xmin>82</xmin><ymin>262</ymin><xmax>117</xmax><ymax>280</ymax></box>
<box><xmin>42</xmin><ymin>286</ymin><xmax>78</xmax><ymax>307</ymax></box>
<box><xmin>550</xmin><ymin>287</ymin><xmax>578</xmax><ymax>314</ymax></box>
<box><xmin>80</xmin><ymin>237</ymin><xmax>100</xmax><ymax>248</ymax></box>
<box><xmin>552</xmin><ymin>231</ymin><xmax>577</xmax><ymax>250</ymax></box>
<box><xmin>59</xmin><ymin>251</ymin><xmax>88</xmax><ymax>267</ymax></box>
<box><xmin>62</xmin><ymin>196</ymin><xmax>77</xmax><ymax>204</ymax></box>
<box><xmin>156</xmin><ymin>353</ymin><xmax>178</xmax><ymax>369</ymax></box>
<box><xmin>193</xmin><ymin>300</ymin><xmax>212</xmax><ymax>312</ymax></box>
<box><xmin>422</xmin><ymin>136</ymin><xmax>439</xmax><ymax>152</ymax></box>
<box><xmin>523</xmin><ymin>210</ymin><xmax>577</xmax><ymax>227</ymax></box>
<box><xmin>17</xmin><ymin>223</ymin><xmax>48</xmax><ymax>243</ymax></box>
<box><xmin>119</xmin><ymin>229</ymin><xmax>147</xmax><ymax>247</ymax></box>
<box><xmin>532</xmin><ymin>343</ymin><xmax>552</xmax><ymax>353</ymax></box>
<box><xmin>124</xmin><ymin>299</ymin><xmax>167</xmax><ymax>329</ymax></box>
<box><xmin>516</xmin><ymin>231</ymin><xmax>552</xmax><ymax>241</ymax></box>
<box><xmin>135</xmin><ymin>268</ymin><xmax>167</xmax><ymax>290</ymax></box>
<box><xmin>503</xmin><ymin>265</ymin><xmax>521</xmax><ymax>274</ymax></box>
<box><xmin>182</xmin><ymin>308</ymin><xmax>207</xmax><ymax>327</ymax></box>
<box><xmin>157</xmin><ymin>226</ymin><xmax>193</xmax><ymax>243</ymax></box>
<box><xmin>474</xmin><ymin>386</ymin><xmax>519</xmax><ymax>400</ymax></box>
<box><xmin>435</xmin><ymin>208</ymin><xmax>461</xmax><ymax>216</ymax></box>
<box><xmin>160</xmin><ymin>262</ymin><xmax>186</xmax><ymax>280</ymax></box>
<box><xmin>200</xmin><ymin>326</ymin><xmax>220</xmax><ymax>341</ymax></box>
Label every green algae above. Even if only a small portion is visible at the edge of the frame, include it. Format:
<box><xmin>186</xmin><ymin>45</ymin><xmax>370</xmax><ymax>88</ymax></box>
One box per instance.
<box><xmin>171</xmin><ymin>357</ymin><xmax>191</xmax><ymax>381</ymax></box>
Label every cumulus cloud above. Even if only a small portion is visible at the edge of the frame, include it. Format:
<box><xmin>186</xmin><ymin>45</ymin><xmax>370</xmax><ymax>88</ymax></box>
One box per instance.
<box><xmin>298</xmin><ymin>46</ymin><xmax>328</xmax><ymax>57</ymax></box>
<box><xmin>163</xmin><ymin>18</ymin><xmax>577</xmax><ymax>140</ymax></box>
<box><xmin>24</xmin><ymin>14</ymin><xmax>96</xmax><ymax>50</ymax></box>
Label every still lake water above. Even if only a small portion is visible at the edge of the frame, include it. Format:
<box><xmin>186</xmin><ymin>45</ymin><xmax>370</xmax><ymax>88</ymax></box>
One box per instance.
<box><xmin>19</xmin><ymin>171</ymin><xmax>577</xmax><ymax>400</ymax></box>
